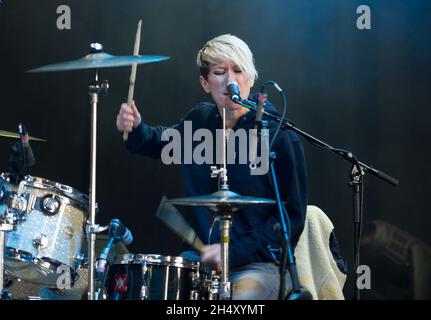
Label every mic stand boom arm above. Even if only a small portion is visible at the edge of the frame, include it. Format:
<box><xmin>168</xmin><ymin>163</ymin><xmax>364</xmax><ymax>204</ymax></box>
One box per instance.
<box><xmin>236</xmin><ymin>98</ymin><xmax>399</xmax><ymax>187</ymax></box>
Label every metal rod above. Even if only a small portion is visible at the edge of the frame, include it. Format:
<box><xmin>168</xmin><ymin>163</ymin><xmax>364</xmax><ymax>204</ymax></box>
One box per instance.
<box><xmin>352</xmin><ymin>177</ymin><xmax>362</xmax><ymax>300</ymax></box>
<box><xmin>88</xmin><ymin>91</ymin><xmax>98</xmax><ymax>300</ymax></box>
<box><xmin>221</xmin><ymin>107</ymin><xmax>228</xmax><ymax>189</ymax></box>
<box><xmin>220</xmin><ymin>218</ymin><xmax>229</xmax><ymax>283</ymax></box>
<box><xmin>0</xmin><ymin>229</ymin><xmax>5</xmax><ymax>291</ymax></box>
<box><xmin>219</xmin><ymin>216</ymin><xmax>231</xmax><ymax>300</ymax></box>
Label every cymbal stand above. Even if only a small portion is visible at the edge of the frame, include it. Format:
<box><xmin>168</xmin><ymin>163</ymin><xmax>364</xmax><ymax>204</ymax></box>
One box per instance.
<box><xmin>210</xmin><ymin>107</ymin><xmax>232</xmax><ymax>300</ymax></box>
<box><xmin>86</xmin><ymin>43</ymin><xmax>109</xmax><ymax>300</ymax></box>
<box><xmin>216</xmin><ymin>207</ymin><xmax>233</xmax><ymax>300</ymax></box>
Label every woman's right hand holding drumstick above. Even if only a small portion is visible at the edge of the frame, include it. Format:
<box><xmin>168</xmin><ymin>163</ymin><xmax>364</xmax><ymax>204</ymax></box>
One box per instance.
<box><xmin>116</xmin><ymin>101</ymin><xmax>142</xmax><ymax>134</ymax></box>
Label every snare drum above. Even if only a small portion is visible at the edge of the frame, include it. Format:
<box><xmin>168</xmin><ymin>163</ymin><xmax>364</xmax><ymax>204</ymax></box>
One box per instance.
<box><xmin>0</xmin><ymin>173</ymin><xmax>88</xmax><ymax>287</ymax></box>
<box><xmin>104</xmin><ymin>254</ymin><xmax>212</xmax><ymax>300</ymax></box>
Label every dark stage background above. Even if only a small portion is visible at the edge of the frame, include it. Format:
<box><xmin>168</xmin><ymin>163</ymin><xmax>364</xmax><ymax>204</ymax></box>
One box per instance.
<box><xmin>1</xmin><ymin>0</ymin><xmax>430</xmax><ymax>299</ymax></box>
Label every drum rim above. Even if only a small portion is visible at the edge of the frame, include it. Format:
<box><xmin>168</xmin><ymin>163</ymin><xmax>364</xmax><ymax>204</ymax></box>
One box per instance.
<box><xmin>113</xmin><ymin>253</ymin><xmax>211</xmax><ymax>272</ymax></box>
<box><xmin>1</xmin><ymin>173</ymin><xmax>89</xmax><ymax>211</ymax></box>
<box><xmin>5</xmin><ymin>247</ymin><xmax>77</xmax><ymax>285</ymax></box>
<box><xmin>5</xmin><ymin>247</ymin><xmax>72</xmax><ymax>272</ymax></box>
<box><xmin>5</xmin><ymin>247</ymin><xmax>35</xmax><ymax>264</ymax></box>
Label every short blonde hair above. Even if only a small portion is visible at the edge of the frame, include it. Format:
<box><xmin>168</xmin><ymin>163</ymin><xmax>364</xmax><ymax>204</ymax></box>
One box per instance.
<box><xmin>197</xmin><ymin>34</ymin><xmax>258</xmax><ymax>82</ymax></box>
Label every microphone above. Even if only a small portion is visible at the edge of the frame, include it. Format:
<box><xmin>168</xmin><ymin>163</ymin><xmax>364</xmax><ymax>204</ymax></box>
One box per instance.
<box><xmin>227</xmin><ymin>80</ymin><xmax>241</xmax><ymax>103</ymax></box>
<box><xmin>255</xmin><ymin>87</ymin><xmax>267</xmax><ymax>127</ymax></box>
<box><xmin>18</xmin><ymin>123</ymin><xmax>35</xmax><ymax>168</ymax></box>
<box><xmin>109</xmin><ymin>218</ymin><xmax>133</xmax><ymax>245</ymax></box>
<box><xmin>96</xmin><ymin>218</ymin><xmax>133</xmax><ymax>277</ymax></box>
<box><xmin>226</xmin><ymin>81</ymin><xmax>262</xmax><ymax>111</ymax></box>
<box><xmin>250</xmin><ymin>86</ymin><xmax>267</xmax><ymax>163</ymax></box>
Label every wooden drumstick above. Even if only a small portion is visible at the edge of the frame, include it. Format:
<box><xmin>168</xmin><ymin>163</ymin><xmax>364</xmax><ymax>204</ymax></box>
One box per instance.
<box><xmin>156</xmin><ymin>196</ymin><xmax>205</xmax><ymax>252</ymax></box>
<box><xmin>123</xmin><ymin>19</ymin><xmax>142</xmax><ymax>141</ymax></box>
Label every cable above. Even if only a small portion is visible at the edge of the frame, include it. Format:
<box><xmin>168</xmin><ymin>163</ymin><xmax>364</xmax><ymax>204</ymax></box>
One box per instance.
<box><xmin>263</xmin><ymin>81</ymin><xmax>287</xmax><ymax>150</ymax></box>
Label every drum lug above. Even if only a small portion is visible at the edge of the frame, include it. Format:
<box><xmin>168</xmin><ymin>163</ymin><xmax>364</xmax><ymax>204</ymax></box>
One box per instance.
<box><xmin>41</xmin><ymin>195</ymin><xmax>60</xmax><ymax>216</ymax></box>
<box><xmin>74</xmin><ymin>253</ymin><xmax>88</xmax><ymax>285</ymax></box>
<box><xmin>95</xmin><ymin>288</ymin><xmax>108</xmax><ymax>300</ymax></box>
<box><xmin>33</xmin><ymin>234</ymin><xmax>49</xmax><ymax>250</ymax></box>
<box><xmin>208</xmin><ymin>290</ymin><xmax>219</xmax><ymax>300</ymax></box>
<box><xmin>190</xmin><ymin>289</ymin><xmax>200</xmax><ymax>300</ymax></box>
<box><xmin>206</xmin><ymin>272</ymin><xmax>220</xmax><ymax>300</ymax></box>
<box><xmin>7</xmin><ymin>192</ymin><xmax>28</xmax><ymax>221</ymax></box>
<box><xmin>0</xmin><ymin>211</ymin><xmax>16</xmax><ymax>227</ymax></box>
<box><xmin>74</xmin><ymin>252</ymin><xmax>87</xmax><ymax>268</ymax></box>
<box><xmin>140</xmin><ymin>285</ymin><xmax>148</xmax><ymax>300</ymax></box>
<box><xmin>191</xmin><ymin>271</ymin><xmax>201</xmax><ymax>287</ymax></box>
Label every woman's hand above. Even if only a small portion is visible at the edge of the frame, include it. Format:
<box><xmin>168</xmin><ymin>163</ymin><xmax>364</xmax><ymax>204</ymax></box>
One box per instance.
<box><xmin>200</xmin><ymin>244</ymin><xmax>222</xmax><ymax>272</ymax></box>
<box><xmin>116</xmin><ymin>101</ymin><xmax>142</xmax><ymax>133</ymax></box>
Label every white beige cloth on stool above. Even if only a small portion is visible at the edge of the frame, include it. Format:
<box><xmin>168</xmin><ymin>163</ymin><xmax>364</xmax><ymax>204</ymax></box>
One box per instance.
<box><xmin>295</xmin><ymin>205</ymin><xmax>347</xmax><ymax>300</ymax></box>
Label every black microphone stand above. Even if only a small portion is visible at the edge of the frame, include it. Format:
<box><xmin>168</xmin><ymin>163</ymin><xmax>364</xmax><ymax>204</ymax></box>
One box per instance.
<box><xmin>270</xmin><ymin>151</ymin><xmax>308</xmax><ymax>299</ymax></box>
<box><xmin>256</xmin><ymin>117</ymin><xmax>311</xmax><ymax>300</ymax></box>
<box><xmin>236</xmin><ymin>94</ymin><xmax>398</xmax><ymax>300</ymax></box>
<box><xmin>94</xmin><ymin>236</ymin><xmax>115</xmax><ymax>299</ymax></box>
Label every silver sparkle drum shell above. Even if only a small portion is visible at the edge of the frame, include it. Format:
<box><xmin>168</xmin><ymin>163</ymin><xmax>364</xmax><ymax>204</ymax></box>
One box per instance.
<box><xmin>0</xmin><ymin>174</ymin><xmax>88</xmax><ymax>287</ymax></box>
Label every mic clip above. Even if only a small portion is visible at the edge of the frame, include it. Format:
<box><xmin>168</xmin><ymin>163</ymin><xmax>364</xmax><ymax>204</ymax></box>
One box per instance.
<box><xmin>230</xmin><ymin>95</ymin><xmax>241</xmax><ymax>104</ymax></box>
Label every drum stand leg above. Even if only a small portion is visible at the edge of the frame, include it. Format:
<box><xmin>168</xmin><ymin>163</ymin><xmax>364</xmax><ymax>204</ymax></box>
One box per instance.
<box><xmin>0</xmin><ymin>224</ymin><xmax>13</xmax><ymax>300</ymax></box>
<box><xmin>215</xmin><ymin>108</ymin><xmax>232</xmax><ymax>300</ymax></box>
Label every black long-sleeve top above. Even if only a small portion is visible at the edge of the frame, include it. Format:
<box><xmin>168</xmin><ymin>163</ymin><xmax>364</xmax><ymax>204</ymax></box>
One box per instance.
<box><xmin>125</xmin><ymin>94</ymin><xmax>308</xmax><ymax>269</ymax></box>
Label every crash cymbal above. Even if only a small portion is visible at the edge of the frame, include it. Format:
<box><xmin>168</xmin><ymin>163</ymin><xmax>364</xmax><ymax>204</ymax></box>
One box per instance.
<box><xmin>168</xmin><ymin>190</ymin><xmax>276</xmax><ymax>211</ymax></box>
<box><xmin>27</xmin><ymin>44</ymin><xmax>170</xmax><ymax>73</ymax></box>
<box><xmin>0</xmin><ymin>130</ymin><xmax>46</xmax><ymax>142</ymax></box>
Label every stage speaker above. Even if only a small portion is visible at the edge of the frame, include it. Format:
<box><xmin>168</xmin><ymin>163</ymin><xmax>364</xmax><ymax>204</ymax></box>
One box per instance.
<box><xmin>360</xmin><ymin>220</ymin><xmax>431</xmax><ymax>300</ymax></box>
